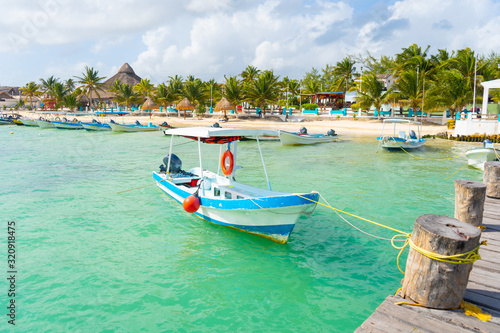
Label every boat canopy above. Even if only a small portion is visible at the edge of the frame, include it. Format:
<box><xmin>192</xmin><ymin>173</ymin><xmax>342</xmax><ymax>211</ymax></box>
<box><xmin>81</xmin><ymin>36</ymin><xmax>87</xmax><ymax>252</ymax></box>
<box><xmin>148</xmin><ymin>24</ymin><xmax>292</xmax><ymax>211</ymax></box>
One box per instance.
<box><xmin>164</xmin><ymin>127</ymin><xmax>278</xmax><ymax>139</ymax></box>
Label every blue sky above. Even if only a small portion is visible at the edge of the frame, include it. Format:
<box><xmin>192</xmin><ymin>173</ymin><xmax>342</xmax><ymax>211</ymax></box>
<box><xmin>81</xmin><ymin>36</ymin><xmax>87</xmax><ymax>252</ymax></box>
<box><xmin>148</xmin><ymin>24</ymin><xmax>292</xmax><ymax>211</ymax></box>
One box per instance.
<box><xmin>1</xmin><ymin>0</ymin><xmax>499</xmax><ymax>87</ymax></box>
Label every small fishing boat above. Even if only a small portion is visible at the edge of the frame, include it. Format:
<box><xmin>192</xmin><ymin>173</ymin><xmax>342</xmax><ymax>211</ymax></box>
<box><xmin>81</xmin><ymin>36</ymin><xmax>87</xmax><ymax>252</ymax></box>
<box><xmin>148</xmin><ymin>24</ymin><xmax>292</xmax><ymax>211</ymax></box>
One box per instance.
<box><xmin>159</xmin><ymin>121</ymin><xmax>175</xmax><ymax>130</ymax></box>
<box><xmin>52</xmin><ymin>117</ymin><xmax>84</xmax><ymax>129</ymax></box>
<box><xmin>81</xmin><ymin>119</ymin><xmax>111</xmax><ymax>131</ymax></box>
<box><xmin>278</xmin><ymin>127</ymin><xmax>337</xmax><ymax>145</ymax></box>
<box><xmin>466</xmin><ymin>140</ymin><xmax>500</xmax><ymax>170</ymax></box>
<box><xmin>20</xmin><ymin>118</ymin><xmax>40</xmax><ymax>127</ymax></box>
<box><xmin>11</xmin><ymin>118</ymin><xmax>25</xmax><ymax>126</ymax></box>
<box><xmin>109</xmin><ymin>120</ymin><xmax>160</xmax><ymax>132</ymax></box>
<box><xmin>377</xmin><ymin>119</ymin><xmax>426</xmax><ymax>150</ymax></box>
<box><xmin>0</xmin><ymin>114</ymin><xmax>15</xmax><ymax>125</ymax></box>
<box><xmin>34</xmin><ymin>117</ymin><xmax>55</xmax><ymax>129</ymax></box>
<box><xmin>153</xmin><ymin>127</ymin><xmax>319</xmax><ymax>244</ymax></box>
<box><xmin>81</xmin><ymin>111</ymin><xmax>130</xmax><ymax>131</ymax></box>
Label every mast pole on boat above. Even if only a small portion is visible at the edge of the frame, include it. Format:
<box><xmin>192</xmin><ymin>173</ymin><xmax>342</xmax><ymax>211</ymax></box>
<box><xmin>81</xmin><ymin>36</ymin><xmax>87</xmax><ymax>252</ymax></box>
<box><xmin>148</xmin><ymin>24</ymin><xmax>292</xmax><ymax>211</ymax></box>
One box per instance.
<box><xmin>198</xmin><ymin>137</ymin><xmax>203</xmax><ymax>181</ymax></box>
<box><xmin>167</xmin><ymin>133</ymin><xmax>174</xmax><ymax>179</ymax></box>
<box><xmin>218</xmin><ymin>144</ymin><xmax>223</xmax><ymax>175</ymax></box>
<box><xmin>256</xmin><ymin>136</ymin><xmax>272</xmax><ymax>191</ymax></box>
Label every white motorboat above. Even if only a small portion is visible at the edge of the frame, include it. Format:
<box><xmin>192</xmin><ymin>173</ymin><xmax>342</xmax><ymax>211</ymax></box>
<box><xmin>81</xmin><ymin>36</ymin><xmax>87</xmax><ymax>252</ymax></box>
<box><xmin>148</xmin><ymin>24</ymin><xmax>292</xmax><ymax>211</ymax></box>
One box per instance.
<box><xmin>153</xmin><ymin>127</ymin><xmax>319</xmax><ymax>244</ymax></box>
<box><xmin>377</xmin><ymin>119</ymin><xmax>426</xmax><ymax>150</ymax></box>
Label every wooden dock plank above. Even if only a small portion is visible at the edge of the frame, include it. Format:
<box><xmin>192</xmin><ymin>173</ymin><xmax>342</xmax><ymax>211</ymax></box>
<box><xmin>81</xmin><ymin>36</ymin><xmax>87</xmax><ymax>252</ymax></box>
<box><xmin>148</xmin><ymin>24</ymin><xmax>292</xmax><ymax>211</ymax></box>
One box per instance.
<box><xmin>356</xmin><ymin>197</ymin><xmax>500</xmax><ymax>332</ymax></box>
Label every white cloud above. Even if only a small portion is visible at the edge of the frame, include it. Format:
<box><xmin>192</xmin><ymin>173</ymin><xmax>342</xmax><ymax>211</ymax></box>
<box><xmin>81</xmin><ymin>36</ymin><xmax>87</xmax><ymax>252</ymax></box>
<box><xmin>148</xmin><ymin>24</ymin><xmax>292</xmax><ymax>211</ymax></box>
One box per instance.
<box><xmin>1</xmin><ymin>0</ymin><xmax>500</xmax><ymax>86</ymax></box>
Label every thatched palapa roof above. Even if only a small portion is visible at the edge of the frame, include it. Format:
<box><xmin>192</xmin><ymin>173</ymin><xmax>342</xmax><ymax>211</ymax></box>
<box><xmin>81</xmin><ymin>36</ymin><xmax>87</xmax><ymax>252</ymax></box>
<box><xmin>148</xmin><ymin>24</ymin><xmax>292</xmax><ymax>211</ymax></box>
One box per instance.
<box><xmin>100</xmin><ymin>63</ymin><xmax>143</xmax><ymax>99</ymax></box>
<box><xmin>0</xmin><ymin>91</ymin><xmax>13</xmax><ymax>99</ymax></box>
<box><xmin>214</xmin><ymin>97</ymin><xmax>234</xmax><ymax>111</ymax></box>
<box><xmin>142</xmin><ymin>97</ymin><xmax>159</xmax><ymax>110</ymax></box>
<box><xmin>176</xmin><ymin>98</ymin><xmax>195</xmax><ymax>111</ymax></box>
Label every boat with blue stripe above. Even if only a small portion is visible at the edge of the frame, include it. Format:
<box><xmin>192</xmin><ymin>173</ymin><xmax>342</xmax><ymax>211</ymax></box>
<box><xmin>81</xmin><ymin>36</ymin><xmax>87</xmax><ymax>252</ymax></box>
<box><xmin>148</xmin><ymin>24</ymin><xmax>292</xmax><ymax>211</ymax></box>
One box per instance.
<box><xmin>153</xmin><ymin>127</ymin><xmax>319</xmax><ymax>244</ymax></box>
<box><xmin>377</xmin><ymin>119</ymin><xmax>426</xmax><ymax>150</ymax></box>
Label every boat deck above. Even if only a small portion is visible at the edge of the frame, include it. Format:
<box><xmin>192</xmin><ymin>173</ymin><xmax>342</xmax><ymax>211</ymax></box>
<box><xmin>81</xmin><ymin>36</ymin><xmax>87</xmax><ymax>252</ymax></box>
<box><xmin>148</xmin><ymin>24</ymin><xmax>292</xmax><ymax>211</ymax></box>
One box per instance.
<box><xmin>356</xmin><ymin>196</ymin><xmax>500</xmax><ymax>332</ymax></box>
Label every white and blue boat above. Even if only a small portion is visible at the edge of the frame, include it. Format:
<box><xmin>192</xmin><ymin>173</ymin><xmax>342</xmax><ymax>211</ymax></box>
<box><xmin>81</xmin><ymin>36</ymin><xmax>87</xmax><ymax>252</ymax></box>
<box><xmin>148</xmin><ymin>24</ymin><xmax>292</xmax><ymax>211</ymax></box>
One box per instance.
<box><xmin>377</xmin><ymin>119</ymin><xmax>426</xmax><ymax>150</ymax></box>
<box><xmin>52</xmin><ymin>117</ymin><xmax>84</xmax><ymax>129</ymax></box>
<box><xmin>278</xmin><ymin>127</ymin><xmax>337</xmax><ymax>145</ymax></box>
<box><xmin>81</xmin><ymin>111</ymin><xmax>130</xmax><ymax>131</ymax></box>
<box><xmin>109</xmin><ymin>120</ymin><xmax>160</xmax><ymax>132</ymax></box>
<box><xmin>153</xmin><ymin>127</ymin><xmax>319</xmax><ymax>244</ymax></box>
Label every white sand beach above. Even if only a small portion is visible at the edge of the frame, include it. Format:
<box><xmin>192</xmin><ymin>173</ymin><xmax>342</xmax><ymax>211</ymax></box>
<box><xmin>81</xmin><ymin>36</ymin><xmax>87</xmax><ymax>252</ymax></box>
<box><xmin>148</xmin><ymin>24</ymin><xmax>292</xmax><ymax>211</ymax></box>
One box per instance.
<box><xmin>13</xmin><ymin>110</ymin><xmax>448</xmax><ymax>137</ymax></box>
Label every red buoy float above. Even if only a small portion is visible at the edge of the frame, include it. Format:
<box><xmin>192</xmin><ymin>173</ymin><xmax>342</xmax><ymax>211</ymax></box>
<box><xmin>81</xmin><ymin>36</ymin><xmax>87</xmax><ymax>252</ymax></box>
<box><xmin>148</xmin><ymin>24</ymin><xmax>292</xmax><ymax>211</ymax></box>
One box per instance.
<box><xmin>183</xmin><ymin>194</ymin><xmax>200</xmax><ymax>213</ymax></box>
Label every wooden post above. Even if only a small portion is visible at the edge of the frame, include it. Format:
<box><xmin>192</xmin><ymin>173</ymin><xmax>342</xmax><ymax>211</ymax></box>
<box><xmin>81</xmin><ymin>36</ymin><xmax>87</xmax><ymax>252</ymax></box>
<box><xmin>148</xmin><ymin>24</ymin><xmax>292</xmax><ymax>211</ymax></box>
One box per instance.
<box><xmin>401</xmin><ymin>214</ymin><xmax>481</xmax><ymax>309</ymax></box>
<box><xmin>484</xmin><ymin>161</ymin><xmax>500</xmax><ymax>198</ymax></box>
<box><xmin>454</xmin><ymin>179</ymin><xmax>486</xmax><ymax>227</ymax></box>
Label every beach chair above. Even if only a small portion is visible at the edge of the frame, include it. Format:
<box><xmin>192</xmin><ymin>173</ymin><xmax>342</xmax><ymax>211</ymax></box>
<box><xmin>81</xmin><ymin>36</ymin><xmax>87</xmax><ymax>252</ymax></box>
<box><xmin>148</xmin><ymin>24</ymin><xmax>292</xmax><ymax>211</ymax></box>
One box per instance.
<box><xmin>399</xmin><ymin>131</ymin><xmax>406</xmax><ymax>139</ymax></box>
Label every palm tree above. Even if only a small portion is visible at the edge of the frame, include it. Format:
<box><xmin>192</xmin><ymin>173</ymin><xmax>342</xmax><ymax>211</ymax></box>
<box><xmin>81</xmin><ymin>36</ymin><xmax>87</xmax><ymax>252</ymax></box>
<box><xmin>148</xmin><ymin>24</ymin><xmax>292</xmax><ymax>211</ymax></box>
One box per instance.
<box><xmin>426</xmin><ymin>70</ymin><xmax>471</xmax><ymax>117</ymax></box>
<box><xmin>64</xmin><ymin>79</ymin><xmax>76</xmax><ymax>92</ymax></box>
<box><xmin>240</xmin><ymin>65</ymin><xmax>261</xmax><ymax>84</ymax></box>
<box><xmin>388</xmin><ymin>70</ymin><xmax>422</xmax><ymax>120</ymax></box>
<box><xmin>133</xmin><ymin>78</ymin><xmax>155</xmax><ymax>101</ymax></box>
<box><xmin>181</xmin><ymin>78</ymin><xmax>207</xmax><ymax>119</ymax></box>
<box><xmin>244</xmin><ymin>71</ymin><xmax>280</xmax><ymax>117</ymax></box>
<box><xmin>222</xmin><ymin>76</ymin><xmax>243</xmax><ymax>115</ymax></box>
<box><xmin>39</xmin><ymin>76</ymin><xmax>59</xmax><ymax>95</ymax></box>
<box><xmin>155</xmin><ymin>82</ymin><xmax>177</xmax><ymax>113</ymax></box>
<box><xmin>333</xmin><ymin>56</ymin><xmax>357</xmax><ymax>92</ymax></box>
<box><xmin>75</xmin><ymin>66</ymin><xmax>106</xmax><ymax>110</ymax></box>
<box><xmin>19</xmin><ymin>82</ymin><xmax>40</xmax><ymax>110</ymax></box>
<box><xmin>63</xmin><ymin>93</ymin><xmax>79</xmax><ymax>111</ymax></box>
<box><xmin>51</xmin><ymin>82</ymin><xmax>69</xmax><ymax>110</ymax></box>
<box><xmin>350</xmin><ymin>74</ymin><xmax>391</xmax><ymax>119</ymax></box>
<box><xmin>112</xmin><ymin>83</ymin><xmax>142</xmax><ymax>109</ymax></box>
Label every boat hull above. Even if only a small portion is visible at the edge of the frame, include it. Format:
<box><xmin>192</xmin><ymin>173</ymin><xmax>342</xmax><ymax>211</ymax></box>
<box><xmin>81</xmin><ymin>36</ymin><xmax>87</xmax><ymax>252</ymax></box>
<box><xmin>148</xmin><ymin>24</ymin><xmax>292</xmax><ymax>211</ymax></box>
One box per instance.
<box><xmin>279</xmin><ymin>130</ymin><xmax>337</xmax><ymax>145</ymax></box>
<box><xmin>20</xmin><ymin>119</ymin><xmax>39</xmax><ymax>127</ymax></box>
<box><xmin>109</xmin><ymin>123</ymin><xmax>160</xmax><ymax>132</ymax></box>
<box><xmin>52</xmin><ymin>121</ymin><xmax>84</xmax><ymax>129</ymax></box>
<box><xmin>11</xmin><ymin>119</ymin><xmax>24</xmax><ymax>126</ymax></box>
<box><xmin>466</xmin><ymin>148</ymin><xmax>499</xmax><ymax>170</ymax></box>
<box><xmin>153</xmin><ymin>171</ymin><xmax>318</xmax><ymax>243</ymax></box>
<box><xmin>0</xmin><ymin>119</ymin><xmax>12</xmax><ymax>125</ymax></box>
<box><xmin>377</xmin><ymin>136</ymin><xmax>427</xmax><ymax>150</ymax></box>
<box><xmin>34</xmin><ymin>119</ymin><xmax>55</xmax><ymax>128</ymax></box>
<box><xmin>81</xmin><ymin>122</ymin><xmax>111</xmax><ymax>131</ymax></box>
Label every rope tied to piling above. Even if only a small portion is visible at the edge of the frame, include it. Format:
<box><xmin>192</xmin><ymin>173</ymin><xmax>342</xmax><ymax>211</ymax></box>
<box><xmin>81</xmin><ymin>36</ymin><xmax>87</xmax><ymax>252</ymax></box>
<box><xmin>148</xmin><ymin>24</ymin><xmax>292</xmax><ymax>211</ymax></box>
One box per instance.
<box><xmin>461</xmin><ymin>300</ymin><xmax>492</xmax><ymax>322</ymax></box>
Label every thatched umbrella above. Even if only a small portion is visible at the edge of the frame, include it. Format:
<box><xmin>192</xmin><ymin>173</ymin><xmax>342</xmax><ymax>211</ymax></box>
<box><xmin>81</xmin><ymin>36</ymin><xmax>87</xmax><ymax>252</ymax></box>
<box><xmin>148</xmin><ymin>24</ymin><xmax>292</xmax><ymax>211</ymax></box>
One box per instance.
<box><xmin>142</xmin><ymin>97</ymin><xmax>159</xmax><ymax>118</ymax></box>
<box><xmin>176</xmin><ymin>97</ymin><xmax>195</xmax><ymax>119</ymax></box>
<box><xmin>214</xmin><ymin>97</ymin><xmax>234</xmax><ymax>121</ymax></box>
<box><xmin>142</xmin><ymin>97</ymin><xmax>159</xmax><ymax>110</ymax></box>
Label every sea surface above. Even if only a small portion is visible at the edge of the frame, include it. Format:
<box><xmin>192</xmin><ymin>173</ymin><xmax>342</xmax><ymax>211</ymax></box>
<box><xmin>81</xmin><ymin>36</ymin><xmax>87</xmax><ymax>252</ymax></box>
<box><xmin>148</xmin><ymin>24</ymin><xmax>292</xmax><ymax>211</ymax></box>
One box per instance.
<box><xmin>0</xmin><ymin>124</ymin><xmax>482</xmax><ymax>332</ymax></box>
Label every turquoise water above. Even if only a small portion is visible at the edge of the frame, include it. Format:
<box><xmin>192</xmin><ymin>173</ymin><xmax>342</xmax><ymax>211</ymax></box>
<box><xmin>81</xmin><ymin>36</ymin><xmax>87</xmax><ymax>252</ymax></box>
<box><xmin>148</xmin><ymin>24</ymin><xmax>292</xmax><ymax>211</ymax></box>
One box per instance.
<box><xmin>0</xmin><ymin>125</ymin><xmax>482</xmax><ymax>332</ymax></box>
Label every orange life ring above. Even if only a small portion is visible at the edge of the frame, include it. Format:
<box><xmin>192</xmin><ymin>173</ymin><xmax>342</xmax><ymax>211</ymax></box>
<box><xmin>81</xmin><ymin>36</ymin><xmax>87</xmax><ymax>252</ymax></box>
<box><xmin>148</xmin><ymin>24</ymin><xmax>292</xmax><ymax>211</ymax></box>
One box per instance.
<box><xmin>221</xmin><ymin>150</ymin><xmax>234</xmax><ymax>176</ymax></box>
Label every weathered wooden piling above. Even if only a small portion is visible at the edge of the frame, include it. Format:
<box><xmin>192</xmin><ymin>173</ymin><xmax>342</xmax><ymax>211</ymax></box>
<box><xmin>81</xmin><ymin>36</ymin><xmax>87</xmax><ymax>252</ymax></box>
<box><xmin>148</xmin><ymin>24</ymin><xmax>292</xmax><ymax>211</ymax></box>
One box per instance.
<box><xmin>483</xmin><ymin>161</ymin><xmax>500</xmax><ymax>198</ymax></box>
<box><xmin>401</xmin><ymin>214</ymin><xmax>481</xmax><ymax>309</ymax></box>
<box><xmin>454</xmin><ymin>179</ymin><xmax>486</xmax><ymax>227</ymax></box>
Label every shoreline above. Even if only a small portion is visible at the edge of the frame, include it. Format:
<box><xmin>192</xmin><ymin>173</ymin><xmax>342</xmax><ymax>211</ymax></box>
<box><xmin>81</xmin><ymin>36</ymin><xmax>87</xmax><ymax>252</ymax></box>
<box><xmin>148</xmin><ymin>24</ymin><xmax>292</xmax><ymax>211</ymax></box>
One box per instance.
<box><xmin>13</xmin><ymin>110</ymin><xmax>448</xmax><ymax>138</ymax></box>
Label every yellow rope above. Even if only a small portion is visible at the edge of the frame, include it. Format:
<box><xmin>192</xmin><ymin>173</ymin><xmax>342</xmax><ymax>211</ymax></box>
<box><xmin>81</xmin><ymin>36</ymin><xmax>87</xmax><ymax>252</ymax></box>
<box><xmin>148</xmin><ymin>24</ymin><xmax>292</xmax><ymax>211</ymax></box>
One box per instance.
<box><xmin>444</xmin><ymin>163</ymin><xmax>470</xmax><ymax>180</ymax></box>
<box><xmin>384</xmin><ymin>137</ymin><xmax>468</xmax><ymax>160</ymax></box>
<box><xmin>296</xmin><ymin>194</ymin><xmax>407</xmax><ymax>235</ymax></box>
<box><xmin>461</xmin><ymin>301</ymin><xmax>492</xmax><ymax>321</ymax></box>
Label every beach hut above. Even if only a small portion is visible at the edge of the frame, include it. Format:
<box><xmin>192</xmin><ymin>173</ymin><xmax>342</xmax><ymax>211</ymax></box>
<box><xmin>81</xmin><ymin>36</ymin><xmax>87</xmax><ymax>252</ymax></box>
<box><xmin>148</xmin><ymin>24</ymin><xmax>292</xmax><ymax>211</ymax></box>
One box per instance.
<box><xmin>176</xmin><ymin>98</ymin><xmax>195</xmax><ymax>119</ymax></box>
<box><xmin>214</xmin><ymin>97</ymin><xmax>235</xmax><ymax>121</ymax></box>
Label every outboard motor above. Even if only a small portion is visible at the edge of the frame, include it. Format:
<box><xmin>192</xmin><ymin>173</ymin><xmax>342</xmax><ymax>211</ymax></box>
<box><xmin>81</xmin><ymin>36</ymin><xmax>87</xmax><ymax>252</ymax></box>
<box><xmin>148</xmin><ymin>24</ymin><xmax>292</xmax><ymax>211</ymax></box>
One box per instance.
<box><xmin>212</xmin><ymin>122</ymin><xmax>221</xmax><ymax>128</ymax></box>
<box><xmin>327</xmin><ymin>129</ymin><xmax>336</xmax><ymax>136</ymax></box>
<box><xmin>161</xmin><ymin>121</ymin><xmax>169</xmax><ymax>126</ymax></box>
<box><xmin>409</xmin><ymin>130</ymin><xmax>417</xmax><ymax>139</ymax></box>
<box><xmin>92</xmin><ymin>119</ymin><xmax>98</xmax><ymax>123</ymax></box>
<box><xmin>484</xmin><ymin>139</ymin><xmax>494</xmax><ymax>149</ymax></box>
<box><xmin>135</xmin><ymin>120</ymin><xmax>141</xmax><ymax>125</ymax></box>
<box><xmin>299</xmin><ymin>127</ymin><xmax>307</xmax><ymax>134</ymax></box>
<box><xmin>162</xmin><ymin>154</ymin><xmax>182</xmax><ymax>173</ymax></box>
<box><xmin>110</xmin><ymin>119</ymin><xmax>116</xmax><ymax>124</ymax></box>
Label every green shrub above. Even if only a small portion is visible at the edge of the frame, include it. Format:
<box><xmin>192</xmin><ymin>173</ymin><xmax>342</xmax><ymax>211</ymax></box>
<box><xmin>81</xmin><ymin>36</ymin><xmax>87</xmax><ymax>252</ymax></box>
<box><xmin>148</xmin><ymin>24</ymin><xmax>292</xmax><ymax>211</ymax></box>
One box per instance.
<box><xmin>301</xmin><ymin>103</ymin><xmax>318</xmax><ymax>110</ymax></box>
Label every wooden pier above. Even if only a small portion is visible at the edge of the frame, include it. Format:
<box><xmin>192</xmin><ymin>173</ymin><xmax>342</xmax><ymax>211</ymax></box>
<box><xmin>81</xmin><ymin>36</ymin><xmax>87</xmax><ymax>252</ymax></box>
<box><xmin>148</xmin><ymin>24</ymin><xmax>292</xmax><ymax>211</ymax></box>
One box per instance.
<box><xmin>356</xmin><ymin>196</ymin><xmax>500</xmax><ymax>332</ymax></box>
